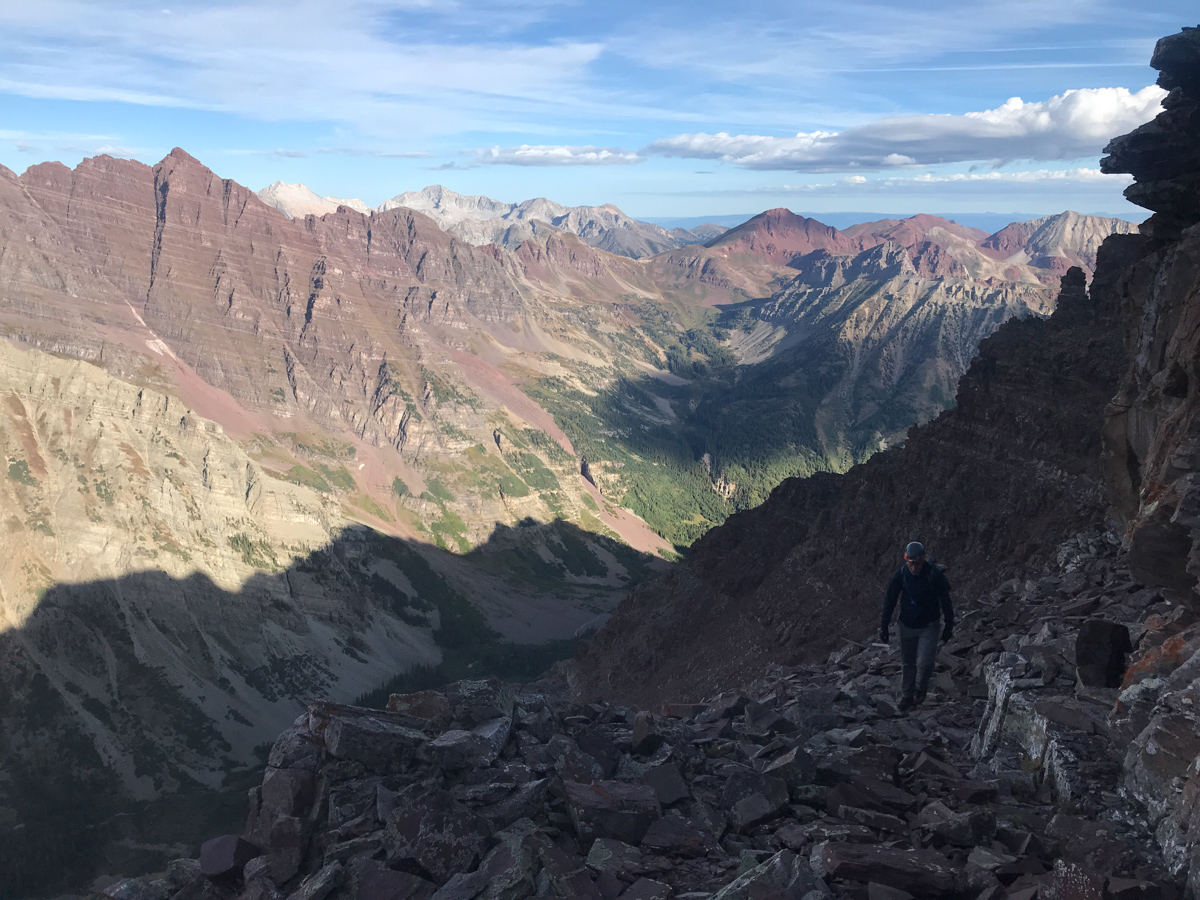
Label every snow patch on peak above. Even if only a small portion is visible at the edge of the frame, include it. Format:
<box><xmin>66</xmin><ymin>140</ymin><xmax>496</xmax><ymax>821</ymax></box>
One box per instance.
<box><xmin>256</xmin><ymin>182</ymin><xmax>370</xmax><ymax>219</ymax></box>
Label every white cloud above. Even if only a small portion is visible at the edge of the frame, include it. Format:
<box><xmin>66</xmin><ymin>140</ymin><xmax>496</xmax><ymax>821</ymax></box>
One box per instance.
<box><xmin>644</xmin><ymin>168</ymin><xmax>1134</xmax><ymax>199</ymax></box>
<box><xmin>873</xmin><ymin>168</ymin><xmax>1130</xmax><ymax>186</ymax></box>
<box><xmin>644</xmin><ymin>86</ymin><xmax>1166</xmax><ymax>171</ymax></box>
<box><xmin>0</xmin><ymin>1</ymin><xmax>607</xmax><ymax>140</ymax></box>
<box><xmin>473</xmin><ymin>145</ymin><xmax>642</xmax><ymax>166</ymax></box>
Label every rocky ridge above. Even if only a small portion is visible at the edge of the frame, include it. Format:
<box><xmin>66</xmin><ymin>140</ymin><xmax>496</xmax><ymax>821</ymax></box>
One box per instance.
<box><xmin>258</xmin><ymin>183</ymin><xmax>724</xmax><ymax>260</ymax></box>
<box><xmin>708</xmin><ymin>209</ymin><xmax>1131</xmax><ymax>281</ymax></box>
<box><xmin>377</xmin><ymin>186</ymin><xmax>723</xmax><ymax>259</ymax></box>
<box><xmin>568</xmin><ymin>22</ymin><xmax>1195</xmax><ymax>709</ymax></box>
<box><xmin>569</xmin><ymin>22</ymin><xmax>1200</xmax><ymax>896</ymax></box>
<box><xmin>49</xmin><ymin>26</ymin><xmax>1200</xmax><ymax>900</ymax></box>
<box><xmin>980</xmin><ymin>212</ymin><xmax>1138</xmax><ymax>274</ymax></box>
<box><xmin>97</xmin><ymin>526</ymin><xmax>1186</xmax><ymax>900</ymax></box>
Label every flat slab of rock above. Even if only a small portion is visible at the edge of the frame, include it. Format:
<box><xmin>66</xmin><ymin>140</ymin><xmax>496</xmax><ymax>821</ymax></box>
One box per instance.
<box><xmin>387</xmin><ymin>690</ymin><xmax>454</xmax><ymax>722</ymax></box>
<box><xmin>349</xmin><ymin>858</ymin><xmax>434</xmax><ymax>900</ymax></box>
<box><xmin>323</xmin><ymin>713</ymin><xmax>426</xmax><ymax>771</ymax></box>
<box><xmin>427</xmin><ymin>716</ymin><xmax>512</xmax><ymax>770</ymax></box>
<box><xmin>642</xmin><ymin>763</ymin><xmax>689</xmax><ymax>806</ymax></box>
<box><xmin>619</xmin><ymin>877</ymin><xmax>671</xmax><ymax>900</ymax></box>
<box><xmin>818</xmin><ymin>842</ymin><xmax>959</xmax><ymax>897</ymax></box>
<box><xmin>640</xmin><ymin>815</ymin><xmax>712</xmax><ymax>858</ymax></box>
<box><xmin>709</xmin><ymin>849</ymin><xmax>815</xmax><ymax>900</ymax></box>
<box><xmin>564</xmin><ymin>780</ymin><xmax>661</xmax><ymax>845</ymax></box>
<box><xmin>586</xmin><ymin>838</ymin><xmax>647</xmax><ymax>881</ymax></box>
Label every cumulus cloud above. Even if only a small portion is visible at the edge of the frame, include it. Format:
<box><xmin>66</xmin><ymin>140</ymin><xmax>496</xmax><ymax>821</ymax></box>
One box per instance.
<box><xmin>0</xmin><ymin>1</ymin><xmax>605</xmax><ymax>140</ymax></box>
<box><xmin>648</xmin><ymin>168</ymin><xmax>1133</xmax><ymax>199</ymax></box>
<box><xmin>644</xmin><ymin>86</ymin><xmax>1166</xmax><ymax>171</ymax></box>
<box><xmin>473</xmin><ymin>145</ymin><xmax>642</xmax><ymax>166</ymax></box>
<box><xmin>872</xmin><ymin>168</ymin><xmax>1129</xmax><ymax>186</ymax></box>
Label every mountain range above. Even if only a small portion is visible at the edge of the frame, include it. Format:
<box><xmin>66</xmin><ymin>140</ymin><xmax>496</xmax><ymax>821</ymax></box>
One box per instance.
<box><xmin>258</xmin><ymin>182</ymin><xmax>727</xmax><ymax>258</ymax></box>
<box><xmin>0</xmin><ymin>147</ymin><xmax>1136</xmax><ymax>891</ymax></box>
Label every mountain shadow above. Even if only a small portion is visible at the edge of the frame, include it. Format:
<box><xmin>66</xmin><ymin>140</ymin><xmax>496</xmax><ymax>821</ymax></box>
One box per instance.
<box><xmin>523</xmin><ymin>261</ymin><xmax>1052</xmax><ymax>549</ymax></box>
<box><xmin>0</xmin><ymin>518</ymin><xmax>655</xmax><ymax>899</ymax></box>
<box><xmin>573</xmin><ymin>243</ymin><xmax>1151</xmax><ymax>707</ymax></box>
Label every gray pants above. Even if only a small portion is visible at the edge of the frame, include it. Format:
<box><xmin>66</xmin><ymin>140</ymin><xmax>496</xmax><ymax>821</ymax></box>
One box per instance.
<box><xmin>899</xmin><ymin>621</ymin><xmax>940</xmax><ymax>699</ymax></box>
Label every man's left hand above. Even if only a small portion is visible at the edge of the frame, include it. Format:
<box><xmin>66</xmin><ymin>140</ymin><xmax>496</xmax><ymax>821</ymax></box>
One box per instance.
<box><xmin>941</xmin><ymin>625</ymin><xmax>953</xmax><ymax>642</ymax></box>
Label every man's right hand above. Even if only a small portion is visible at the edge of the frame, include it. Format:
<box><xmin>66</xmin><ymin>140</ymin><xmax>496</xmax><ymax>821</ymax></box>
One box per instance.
<box><xmin>879</xmin><ymin>627</ymin><xmax>889</xmax><ymax>644</ymax></box>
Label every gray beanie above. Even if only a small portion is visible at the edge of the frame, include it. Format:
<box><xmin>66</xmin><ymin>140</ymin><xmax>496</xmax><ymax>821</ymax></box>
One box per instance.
<box><xmin>904</xmin><ymin>541</ymin><xmax>925</xmax><ymax>559</ymax></box>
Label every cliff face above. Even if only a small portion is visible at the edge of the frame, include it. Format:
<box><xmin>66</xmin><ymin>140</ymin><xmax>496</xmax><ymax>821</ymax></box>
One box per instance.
<box><xmin>1100</xmin><ymin>26</ymin><xmax>1200</xmax><ymax>599</ymax></box>
<box><xmin>1092</xmin><ymin>26</ymin><xmax>1200</xmax><ymax>894</ymax></box>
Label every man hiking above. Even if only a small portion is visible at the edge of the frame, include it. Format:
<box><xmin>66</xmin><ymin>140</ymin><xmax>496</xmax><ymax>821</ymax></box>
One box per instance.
<box><xmin>880</xmin><ymin>541</ymin><xmax>953</xmax><ymax>711</ymax></box>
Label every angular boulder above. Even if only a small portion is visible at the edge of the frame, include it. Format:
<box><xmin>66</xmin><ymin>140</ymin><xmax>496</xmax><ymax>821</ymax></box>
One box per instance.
<box><xmin>640</xmin><ymin>815</ymin><xmax>713</xmax><ymax>858</ymax></box>
<box><xmin>323</xmin><ymin>713</ymin><xmax>427</xmax><ymax>771</ymax></box>
<box><xmin>564</xmin><ymin>780</ymin><xmax>661</xmax><ymax>845</ymax></box>
<box><xmin>709</xmin><ymin>849</ymin><xmax>818</xmax><ymax>900</ymax></box>
<box><xmin>385</xmin><ymin>786</ymin><xmax>492</xmax><ymax>884</ymax></box>
<box><xmin>475</xmin><ymin>820</ymin><xmax>544</xmax><ymax>900</ymax></box>
<box><xmin>586</xmin><ymin>837</ymin><xmax>647</xmax><ymax>883</ymax></box>
<box><xmin>427</xmin><ymin>716</ymin><xmax>513</xmax><ymax>770</ymax></box>
<box><xmin>642</xmin><ymin>763</ymin><xmax>689</xmax><ymax>806</ymax></box>
<box><xmin>762</xmin><ymin>747</ymin><xmax>816</xmax><ymax>792</ymax></box>
<box><xmin>817</xmin><ymin>843</ymin><xmax>959</xmax><ymax>897</ymax></box>
<box><xmin>349</xmin><ymin>858</ymin><xmax>435</xmax><ymax>900</ymax></box>
<box><xmin>446</xmin><ymin>677</ymin><xmax>515</xmax><ymax>727</ymax></box>
<box><xmin>199</xmin><ymin>834</ymin><xmax>260</xmax><ymax>880</ymax></box>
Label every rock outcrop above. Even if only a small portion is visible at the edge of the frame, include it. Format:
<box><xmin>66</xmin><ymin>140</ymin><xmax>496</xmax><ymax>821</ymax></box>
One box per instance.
<box><xmin>1102</xmin><ymin>27</ymin><xmax>1200</xmax><ymax>240</ymax></box>
<box><xmin>1092</xmin><ymin>25</ymin><xmax>1200</xmax><ymax>896</ymax></box>
<box><xmin>1100</xmin><ymin>26</ymin><xmax>1200</xmax><ymax>598</ymax></box>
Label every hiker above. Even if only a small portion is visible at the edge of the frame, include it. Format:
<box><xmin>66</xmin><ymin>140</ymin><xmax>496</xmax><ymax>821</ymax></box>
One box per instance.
<box><xmin>879</xmin><ymin>541</ymin><xmax>954</xmax><ymax>711</ymax></box>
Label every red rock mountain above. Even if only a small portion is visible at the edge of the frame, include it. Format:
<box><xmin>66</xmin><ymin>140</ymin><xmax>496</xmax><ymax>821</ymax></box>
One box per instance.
<box><xmin>704</xmin><ymin>206</ymin><xmax>1129</xmax><ymax>281</ymax></box>
<box><xmin>706</xmin><ymin>208</ymin><xmax>858</xmax><ymax>264</ymax></box>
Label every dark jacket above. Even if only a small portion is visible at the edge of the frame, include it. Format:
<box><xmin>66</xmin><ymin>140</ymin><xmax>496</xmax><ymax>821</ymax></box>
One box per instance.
<box><xmin>881</xmin><ymin>562</ymin><xmax>953</xmax><ymax>631</ymax></box>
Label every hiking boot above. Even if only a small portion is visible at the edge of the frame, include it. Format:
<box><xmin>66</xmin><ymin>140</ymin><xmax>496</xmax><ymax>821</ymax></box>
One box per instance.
<box><xmin>898</xmin><ymin>696</ymin><xmax>915</xmax><ymax>712</ymax></box>
<box><xmin>914</xmin><ymin>691</ymin><xmax>927</xmax><ymax>706</ymax></box>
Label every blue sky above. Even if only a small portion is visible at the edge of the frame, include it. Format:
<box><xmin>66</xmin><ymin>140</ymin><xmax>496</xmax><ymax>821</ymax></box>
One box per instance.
<box><xmin>0</xmin><ymin>1</ymin><xmax>1191</xmax><ymax>219</ymax></box>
